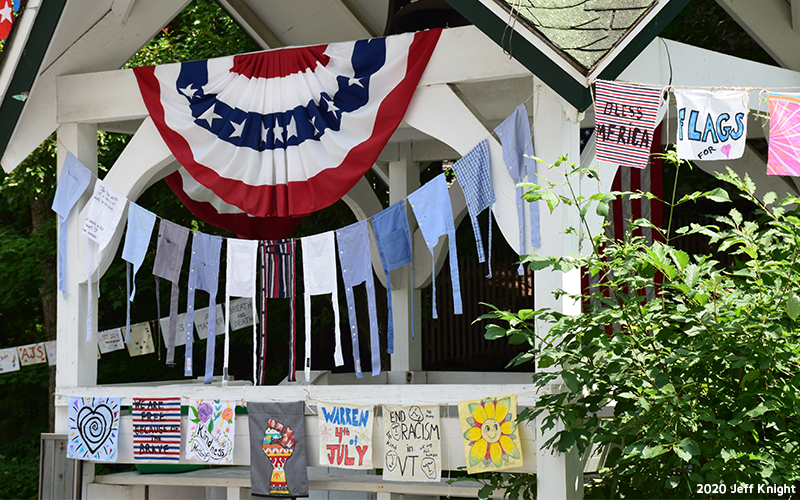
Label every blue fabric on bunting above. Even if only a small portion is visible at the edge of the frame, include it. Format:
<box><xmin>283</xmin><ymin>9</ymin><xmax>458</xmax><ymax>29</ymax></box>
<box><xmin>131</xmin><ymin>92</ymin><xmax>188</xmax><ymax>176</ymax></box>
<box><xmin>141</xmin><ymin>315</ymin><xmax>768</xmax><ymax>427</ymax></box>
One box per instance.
<box><xmin>121</xmin><ymin>203</ymin><xmax>156</xmax><ymax>342</ymax></box>
<box><xmin>336</xmin><ymin>220</ymin><xmax>380</xmax><ymax>378</ymax></box>
<box><xmin>452</xmin><ymin>139</ymin><xmax>495</xmax><ymax>278</ymax></box>
<box><xmin>408</xmin><ymin>174</ymin><xmax>462</xmax><ymax>319</ymax></box>
<box><xmin>495</xmin><ymin>103</ymin><xmax>540</xmax><ymax>274</ymax></box>
<box><xmin>153</xmin><ymin>220</ymin><xmax>189</xmax><ymax>368</ymax></box>
<box><xmin>370</xmin><ymin>200</ymin><xmax>413</xmax><ymax>352</ymax></box>
<box><xmin>51</xmin><ymin>153</ymin><xmax>92</xmax><ymax>298</ymax></box>
<box><xmin>185</xmin><ymin>232</ymin><xmax>222</xmax><ymax>384</ymax></box>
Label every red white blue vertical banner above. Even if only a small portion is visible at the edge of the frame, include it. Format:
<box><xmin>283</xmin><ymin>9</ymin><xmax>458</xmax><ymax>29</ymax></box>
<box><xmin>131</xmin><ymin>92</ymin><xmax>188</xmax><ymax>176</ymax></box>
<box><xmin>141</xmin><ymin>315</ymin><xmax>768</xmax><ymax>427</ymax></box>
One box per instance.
<box><xmin>0</xmin><ymin>0</ymin><xmax>13</xmax><ymax>42</ymax></box>
<box><xmin>134</xmin><ymin>29</ymin><xmax>441</xmax><ymax>218</ymax></box>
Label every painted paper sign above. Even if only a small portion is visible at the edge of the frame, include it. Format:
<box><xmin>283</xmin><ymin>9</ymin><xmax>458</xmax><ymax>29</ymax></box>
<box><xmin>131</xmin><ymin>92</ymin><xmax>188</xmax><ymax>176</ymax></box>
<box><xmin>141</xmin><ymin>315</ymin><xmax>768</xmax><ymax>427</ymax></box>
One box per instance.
<box><xmin>18</xmin><ymin>343</ymin><xmax>47</xmax><ymax>366</ymax></box>
<box><xmin>186</xmin><ymin>398</ymin><xmax>236</xmax><ymax>464</ymax></box>
<box><xmin>0</xmin><ymin>347</ymin><xmax>20</xmax><ymax>373</ymax></box>
<box><xmin>160</xmin><ymin>312</ymin><xmax>188</xmax><ymax>346</ymax></box>
<box><xmin>383</xmin><ymin>405</ymin><xmax>441</xmax><ymax>482</ymax></box>
<box><xmin>132</xmin><ymin>397</ymin><xmax>181</xmax><ymax>461</ymax></box>
<box><xmin>318</xmin><ymin>401</ymin><xmax>373</xmax><ymax>469</ymax></box>
<box><xmin>195</xmin><ymin>304</ymin><xmax>225</xmax><ymax>339</ymax></box>
<box><xmin>44</xmin><ymin>340</ymin><xmax>57</xmax><ymax>366</ymax></box>
<box><xmin>127</xmin><ymin>322</ymin><xmax>155</xmax><ymax>357</ymax></box>
<box><xmin>595</xmin><ymin>80</ymin><xmax>662</xmax><ymax>169</ymax></box>
<box><xmin>458</xmin><ymin>395</ymin><xmax>522</xmax><ymax>474</ymax></box>
<box><xmin>768</xmin><ymin>93</ymin><xmax>800</xmax><ymax>176</ymax></box>
<box><xmin>82</xmin><ymin>179</ymin><xmax>127</xmax><ymax>250</ymax></box>
<box><xmin>67</xmin><ymin>396</ymin><xmax>120</xmax><ymax>462</ymax></box>
<box><xmin>229</xmin><ymin>297</ymin><xmax>258</xmax><ymax>330</ymax></box>
<box><xmin>675</xmin><ymin>89</ymin><xmax>747</xmax><ymax>161</ymax></box>
<box><xmin>248</xmin><ymin>401</ymin><xmax>309</xmax><ymax>497</ymax></box>
<box><xmin>98</xmin><ymin>328</ymin><xmax>125</xmax><ymax>354</ymax></box>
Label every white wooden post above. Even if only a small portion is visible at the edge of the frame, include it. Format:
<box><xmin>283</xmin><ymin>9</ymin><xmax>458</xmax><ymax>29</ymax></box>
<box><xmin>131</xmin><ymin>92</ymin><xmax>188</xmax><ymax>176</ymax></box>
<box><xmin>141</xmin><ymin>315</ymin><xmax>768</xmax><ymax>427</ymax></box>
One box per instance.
<box><xmin>531</xmin><ymin>78</ymin><xmax>584</xmax><ymax>500</ymax></box>
<box><xmin>388</xmin><ymin>142</ymin><xmax>422</xmax><ymax>376</ymax></box>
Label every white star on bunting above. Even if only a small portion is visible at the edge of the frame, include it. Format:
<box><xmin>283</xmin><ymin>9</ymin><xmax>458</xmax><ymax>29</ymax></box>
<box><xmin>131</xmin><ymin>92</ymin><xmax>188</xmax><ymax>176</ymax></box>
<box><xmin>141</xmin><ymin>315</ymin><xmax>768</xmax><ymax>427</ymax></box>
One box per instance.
<box><xmin>198</xmin><ymin>105</ymin><xmax>221</xmax><ymax>126</ymax></box>
<box><xmin>229</xmin><ymin>119</ymin><xmax>245</xmax><ymax>139</ymax></box>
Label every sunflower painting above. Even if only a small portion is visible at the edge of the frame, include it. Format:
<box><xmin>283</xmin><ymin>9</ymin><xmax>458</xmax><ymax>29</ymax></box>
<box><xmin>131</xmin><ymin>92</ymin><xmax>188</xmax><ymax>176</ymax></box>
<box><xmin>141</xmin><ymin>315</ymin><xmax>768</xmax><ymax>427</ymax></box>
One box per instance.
<box><xmin>458</xmin><ymin>395</ymin><xmax>522</xmax><ymax>473</ymax></box>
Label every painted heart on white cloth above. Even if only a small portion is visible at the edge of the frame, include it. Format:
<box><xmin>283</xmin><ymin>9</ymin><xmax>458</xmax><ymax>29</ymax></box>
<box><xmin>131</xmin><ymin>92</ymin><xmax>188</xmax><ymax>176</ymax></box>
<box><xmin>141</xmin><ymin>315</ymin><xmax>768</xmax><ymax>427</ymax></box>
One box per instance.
<box><xmin>77</xmin><ymin>403</ymin><xmax>114</xmax><ymax>454</ymax></box>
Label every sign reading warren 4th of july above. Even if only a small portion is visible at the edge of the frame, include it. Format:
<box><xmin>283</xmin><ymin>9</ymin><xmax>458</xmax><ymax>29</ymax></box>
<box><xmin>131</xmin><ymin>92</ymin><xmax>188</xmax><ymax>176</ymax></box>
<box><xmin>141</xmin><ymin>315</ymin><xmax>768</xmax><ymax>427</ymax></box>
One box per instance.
<box><xmin>383</xmin><ymin>405</ymin><xmax>441</xmax><ymax>482</ymax></box>
<box><xmin>675</xmin><ymin>89</ymin><xmax>748</xmax><ymax>161</ymax></box>
<box><xmin>318</xmin><ymin>402</ymin><xmax>373</xmax><ymax>469</ymax></box>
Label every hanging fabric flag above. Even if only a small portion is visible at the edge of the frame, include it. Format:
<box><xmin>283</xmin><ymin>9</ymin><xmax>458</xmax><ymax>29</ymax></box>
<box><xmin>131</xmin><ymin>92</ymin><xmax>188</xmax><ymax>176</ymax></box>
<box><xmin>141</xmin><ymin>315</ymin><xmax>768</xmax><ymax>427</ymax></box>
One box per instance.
<box><xmin>248</xmin><ymin>401</ymin><xmax>309</xmax><ymax>497</ymax></box>
<box><xmin>318</xmin><ymin>401</ymin><xmax>374</xmax><ymax>469</ymax></box>
<box><xmin>225</xmin><ymin>238</ymin><xmax>258</xmax><ymax>386</ymax></box>
<box><xmin>0</xmin><ymin>347</ymin><xmax>19</xmax><ymax>373</ymax></box>
<box><xmin>17</xmin><ymin>343</ymin><xmax>47</xmax><ymax>366</ymax></box>
<box><xmin>52</xmin><ymin>153</ymin><xmax>92</xmax><ymax>298</ymax></box>
<box><xmin>594</xmin><ymin>80</ymin><xmax>662</xmax><ymax>169</ymax></box>
<box><xmin>495</xmin><ymin>103</ymin><xmax>540</xmax><ymax>271</ymax></box>
<box><xmin>185</xmin><ymin>232</ymin><xmax>222</xmax><ymax>384</ymax></box>
<box><xmin>159</xmin><ymin>312</ymin><xmax>188</xmax><ymax>347</ymax></box>
<box><xmin>767</xmin><ymin>93</ymin><xmax>800</xmax><ymax>176</ymax></box>
<box><xmin>67</xmin><ymin>396</ymin><xmax>120</xmax><ymax>462</ymax></box>
<box><xmin>165</xmin><ymin>169</ymin><xmax>302</xmax><ymax>240</ymax></box>
<box><xmin>301</xmin><ymin>232</ymin><xmax>342</xmax><ymax>383</ymax></box>
<box><xmin>126</xmin><ymin>322</ymin><xmax>156</xmax><ymax>357</ymax></box>
<box><xmin>383</xmin><ymin>405</ymin><xmax>442</xmax><ymax>482</ymax></box>
<box><xmin>675</xmin><ymin>89</ymin><xmax>748</xmax><ymax>161</ymax></box>
<box><xmin>97</xmin><ymin>328</ymin><xmax>125</xmax><ymax>354</ymax></box>
<box><xmin>133</xmin><ymin>29</ymin><xmax>441</xmax><ymax>218</ymax></box>
<box><xmin>336</xmin><ymin>220</ymin><xmax>380</xmax><ymax>378</ymax></box>
<box><xmin>408</xmin><ymin>174</ymin><xmax>462</xmax><ymax>319</ymax></box>
<box><xmin>122</xmin><ymin>203</ymin><xmax>156</xmax><ymax>342</ymax></box>
<box><xmin>260</xmin><ymin>239</ymin><xmax>297</xmax><ymax>383</ymax></box>
<box><xmin>44</xmin><ymin>340</ymin><xmax>57</xmax><ymax>366</ymax></box>
<box><xmin>370</xmin><ymin>200</ymin><xmax>413</xmax><ymax>351</ymax></box>
<box><xmin>0</xmin><ymin>0</ymin><xmax>13</xmax><ymax>42</ymax></box>
<box><xmin>452</xmin><ymin>139</ymin><xmax>496</xmax><ymax>277</ymax></box>
<box><xmin>458</xmin><ymin>395</ymin><xmax>522</xmax><ymax>474</ymax></box>
<box><xmin>132</xmin><ymin>397</ymin><xmax>181</xmax><ymax>461</ymax></box>
<box><xmin>186</xmin><ymin>398</ymin><xmax>236</xmax><ymax>464</ymax></box>
<box><xmin>153</xmin><ymin>220</ymin><xmax>189</xmax><ymax>366</ymax></box>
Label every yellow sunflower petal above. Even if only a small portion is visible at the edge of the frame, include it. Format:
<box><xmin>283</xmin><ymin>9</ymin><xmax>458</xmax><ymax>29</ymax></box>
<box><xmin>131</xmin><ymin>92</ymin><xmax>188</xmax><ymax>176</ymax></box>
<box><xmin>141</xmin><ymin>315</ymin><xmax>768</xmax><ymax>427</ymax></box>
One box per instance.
<box><xmin>500</xmin><ymin>435</ymin><xmax>521</xmax><ymax>459</ymax></box>
<box><xmin>490</xmin><ymin>441</ymin><xmax>503</xmax><ymax>467</ymax></box>
<box><xmin>466</xmin><ymin>427</ymin><xmax>482</xmax><ymax>442</ymax></box>
<box><xmin>485</xmin><ymin>400</ymin><xmax>496</xmax><ymax>419</ymax></box>
<box><xmin>495</xmin><ymin>399</ymin><xmax>509</xmax><ymax>423</ymax></box>
<box><xmin>472</xmin><ymin>405</ymin><xmax>488</xmax><ymax>424</ymax></box>
<box><xmin>501</xmin><ymin>421</ymin><xmax>516</xmax><ymax>435</ymax></box>
<box><xmin>470</xmin><ymin>438</ymin><xmax>488</xmax><ymax>466</ymax></box>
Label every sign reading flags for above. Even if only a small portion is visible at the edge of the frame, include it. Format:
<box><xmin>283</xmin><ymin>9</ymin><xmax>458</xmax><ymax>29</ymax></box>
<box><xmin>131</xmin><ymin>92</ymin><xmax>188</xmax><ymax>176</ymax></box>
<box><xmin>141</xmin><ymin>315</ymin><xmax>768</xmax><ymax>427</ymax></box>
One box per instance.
<box><xmin>132</xmin><ymin>397</ymin><xmax>181</xmax><ymax>461</ymax></box>
<box><xmin>318</xmin><ymin>401</ymin><xmax>373</xmax><ymax>469</ymax></box>
<box><xmin>458</xmin><ymin>395</ymin><xmax>522</xmax><ymax>474</ymax></box>
<box><xmin>383</xmin><ymin>405</ymin><xmax>441</xmax><ymax>482</ymax></box>
<box><xmin>186</xmin><ymin>398</ymin><xmax>236</xmax><ymax>464</ymax></box>
<box><xmin>675</xmin><ymin>89</ymin><xmax>748</xmax><ymax>161</ymax></box>
<box><xmin>17</xmin><ymin>343</ymin><xmax>47</xmax><ymax>366</ymax></box>
<box><xmin>595</xmin><ymin>80</ymin><xmax>662</xmax><ymax>169</ymax></box>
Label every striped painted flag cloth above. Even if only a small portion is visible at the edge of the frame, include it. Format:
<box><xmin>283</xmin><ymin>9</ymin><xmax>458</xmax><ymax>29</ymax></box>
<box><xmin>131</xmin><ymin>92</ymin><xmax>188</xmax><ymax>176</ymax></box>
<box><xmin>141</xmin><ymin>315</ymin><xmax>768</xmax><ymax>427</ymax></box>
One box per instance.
<box><xmin>132</xmin><ymin>397</ymin><xmax>181</xmax><ymax>461</ymax></box>
<box><xmin>595</xmin><ymin>80</ymin><xmax>662</xmax><ymax>169</ymax></box>
<box><xmin>259</xmin><ymin>239</ymin><xmax>297</xmax><ymax>384</ymax></box>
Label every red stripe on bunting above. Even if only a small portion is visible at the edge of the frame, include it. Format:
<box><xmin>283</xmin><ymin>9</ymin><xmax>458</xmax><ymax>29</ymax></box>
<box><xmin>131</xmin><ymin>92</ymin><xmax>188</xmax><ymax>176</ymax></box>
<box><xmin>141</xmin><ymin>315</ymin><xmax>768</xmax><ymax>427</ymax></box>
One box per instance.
<box><xmin>231</xmin><ymin>45</ymin><xmax>330</xmax><ymax>79</ymax></box>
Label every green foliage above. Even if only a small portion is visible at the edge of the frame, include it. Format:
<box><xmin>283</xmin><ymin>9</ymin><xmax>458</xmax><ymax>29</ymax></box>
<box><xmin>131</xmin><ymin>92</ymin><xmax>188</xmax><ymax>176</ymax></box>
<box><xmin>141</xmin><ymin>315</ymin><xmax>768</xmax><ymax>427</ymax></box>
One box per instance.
<box><xmin>449</xmin><ymin>469</ymin><xmax>536</xmax><ymax>500</ymax></box>
<box><xmin>482</xmin><ymin>156</ymin><xmax>800</xmax><ymax>498</ymax></box>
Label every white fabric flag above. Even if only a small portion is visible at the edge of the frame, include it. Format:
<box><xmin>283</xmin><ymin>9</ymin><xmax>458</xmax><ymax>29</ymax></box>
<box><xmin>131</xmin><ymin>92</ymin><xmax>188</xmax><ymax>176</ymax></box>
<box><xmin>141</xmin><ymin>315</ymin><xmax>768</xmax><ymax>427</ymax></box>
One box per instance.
<box><xmin>225</xmin><ymin>238</ymin><xmax>259</xmax><ymax>386</ymax></box>
<box><xmin>0</xmin><ymin>347</ymin><xmax>20</xmax><ymax>373</ymax></box>
<box><xmin>83</xmin><ymin>179</ymin><xmax>127</xmax><ymax>250</ymax></box>
<box><xmin>675</xmin><ymin>89</ymin><xmax>748</xmax><ymax>161</ymax></box>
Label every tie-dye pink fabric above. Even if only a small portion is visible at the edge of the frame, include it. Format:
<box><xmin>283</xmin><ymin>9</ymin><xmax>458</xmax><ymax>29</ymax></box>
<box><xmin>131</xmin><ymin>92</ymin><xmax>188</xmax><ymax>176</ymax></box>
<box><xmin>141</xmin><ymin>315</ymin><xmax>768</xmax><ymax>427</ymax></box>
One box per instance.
<box><xmin>768</xmin><ymin>93</ymin><xmax>800</xmax><ymax>176</ymax></box>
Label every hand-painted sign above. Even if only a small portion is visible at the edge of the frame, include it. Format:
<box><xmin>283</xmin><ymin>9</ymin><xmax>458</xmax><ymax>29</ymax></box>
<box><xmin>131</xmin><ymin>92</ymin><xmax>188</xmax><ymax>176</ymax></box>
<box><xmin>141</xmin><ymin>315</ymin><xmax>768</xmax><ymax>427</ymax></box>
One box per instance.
<box><xmin>186</xmin><ymin>398</ymin><xmax>236</xmax><ymax>464</ymax></box>
<box><xmin>318</xmin><ymin>401</ymin><xmax>373</xmax><ymax>469</ymax></box>
<box><xmin>98</xmin><ymin>328</ymin><xmax>125</xmax><ymax>354</ymax></box>
<box><xmin>67</xmin><ymin>396</ymin><xmax>120</xmax><ymax>462</ymax></box>
<box><xmin>383</xmin><ymin>405</ymin><xmax>441</xmax><ymax>482</ymax></box>
<box><xmin>18</xmin><ymin>343</ymin><xmax>47</xmax><ymax>366</ymax></box>
<box><xmin>132</xmin><ymin>397</ymin><xmax>181</xmax><ymax>461</ymax></box>
<box><xmin>458</xmin><ymin>395</ymin><xmax>522</xmax><ymax>474</ymax></box>
<box><xmin>675</xmin><ymin>89</ymin><xmax>748</xmax><ymax>161</ymax></box>
<box><xmin>0</xmin><ymin>347</ymin><xmax>20</xmax><ymax>373</ymax></box>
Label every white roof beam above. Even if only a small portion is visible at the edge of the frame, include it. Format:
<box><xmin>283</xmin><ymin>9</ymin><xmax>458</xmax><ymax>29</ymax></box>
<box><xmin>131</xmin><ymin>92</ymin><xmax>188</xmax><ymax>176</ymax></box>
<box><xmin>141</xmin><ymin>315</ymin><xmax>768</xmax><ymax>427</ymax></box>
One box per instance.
<box><xmin>215</xmin><ymin>0</ymin><xmax>283</xmax><ymax>49</ymax></box>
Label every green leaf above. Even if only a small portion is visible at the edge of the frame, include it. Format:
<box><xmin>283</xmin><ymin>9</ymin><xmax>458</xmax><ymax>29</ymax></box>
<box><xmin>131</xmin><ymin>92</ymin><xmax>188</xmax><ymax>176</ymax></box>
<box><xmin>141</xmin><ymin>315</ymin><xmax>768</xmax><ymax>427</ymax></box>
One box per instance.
<box><xmin>508</xmin><ymin>333</ymin><xmax>529</xmax><ymax>345</ymax></box>
<box><xmin>787</xmin><ymin>292</ymin><xmax>800</xmax><ymax>320</ymax></box>
<box><xmin>485</xmin><ymin>324</ymin><xmax>508</xmax><ymax>340</ymax></box>
<box><xmin>562</xmin><ymin>371</ymin><xmax>580</xmax><ymax>393</ymax></box>
<box><xmin>542</xmin><ymin>190</ymin><xmax>559</xmax><ymax>213</ymax></box>
<box><xmin>704</xmin><ymin>187</ymin><xmax>731</xmax><ymax>203</ymax></box>
<box><xmin>674</xmin><ymin>447</ymin><xmax>691</xmax><ymax>462</ymax></box>
<box><xmin>208</xmin><ymin>418</ymin><xmax>214</xmax><ymax>433</ymax></box>
<box><xmin>763</xmin><ymin>191</ymin><xmax>778</xmax><ymax>205</ymax></box>
<box><xmin>665</xmin><ymin>477</ymin><xmax>681</xmax><ymax>489</ymax></box>
<box><xmin>642</xmin><ymin>445</ymin><xmax>668</xmax><ymax>459</ymax></box>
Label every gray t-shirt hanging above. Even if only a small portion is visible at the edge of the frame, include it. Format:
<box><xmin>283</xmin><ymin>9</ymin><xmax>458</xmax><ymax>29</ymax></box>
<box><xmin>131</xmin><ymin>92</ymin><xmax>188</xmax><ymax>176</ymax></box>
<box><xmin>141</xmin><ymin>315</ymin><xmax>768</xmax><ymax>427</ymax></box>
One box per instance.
<box><xmin>248</xmin><ymin>401</ymin><xmax>308</xmax><ymax>498</ymax></box>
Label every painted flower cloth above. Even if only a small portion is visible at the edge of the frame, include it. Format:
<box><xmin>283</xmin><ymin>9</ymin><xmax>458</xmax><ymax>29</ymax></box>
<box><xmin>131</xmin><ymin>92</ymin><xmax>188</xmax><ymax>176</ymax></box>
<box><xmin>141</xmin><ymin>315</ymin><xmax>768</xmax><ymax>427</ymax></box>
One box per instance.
<box><xmin>594</xmin><ymin>80</ymin><xmax>662</xmax><ymax>169</ymax></box>
<box><xmin>184</xmin><ymin>231</ymin><xmax>223</xmax><ymax>383</ymax></box>
<box><xmin>383</xmin><ymin>405</ymin><xmax>441</xmax><ymax>482</ymax></box>
<box><xmin>260</xmin><ymin>239</ymin><xmax>297</xmax><ymax>383</ymax></box>
<box><xmin>51</xmin><ymin>152</ymin><xmax>91</xmax><ymax>297</ymax></box>
<box><xmin>248</xmin><ymin>401</ymin><xmax>308</xmax><ymax>497</ymax></box>
<box><xmin>122</xmin><ymin>203</ymin><xmax>156</xmax><ymax>341</ymax></box>
<box><xmin>153</xmin><ymin>220</ymin><xmax>189</xmax><ymax>367</ymax></box>
<box><xmin>407</xmin><ymin>174</ymin><xmax>462</xmax><ymax>319</ymax></box>
<box><xmin>318</xmin><ymin>401</ymin><xmax>374</xmax><ymax>469</ymax></box>
<box><xmin>301</xmin><ymin>231</ymin><xmax>343</xmax><ymax>382</ymax></box>
<box><xmin>768</xmin><ymin>93</ymin><xmax>800</xmax><ymax>176</ymax></box>
<box><xmin>226</xmin><ymin>238</ymin><xmax>259</xmax><ymax>385</ymax></box>
<box><xmin>68</xmin><ymin>396</ymin><xmax>121</xmax><ymax>462</ymax></box>
<box><xmin>458</xmin><ymin>395</ymin><xmax>522</xmax><ymax>473</ymax></box>
<box><xmin>336</xmin><ymin>219</ymin><xmax>380</xmax><ymax>378</ymax></box>
<box><xmin>134</xmin><ymin>29</ymin><xmax>441</xmax><ymax>218</ymax></box>
<box><xmin>675</xmin><ymin>89</ymin><xmax>748</xmax><ymax>161</ymax></box>
<box><xmin>186</xmin><ymin>398</ymin><xmax>236</xmax><ymax>464</ymax></box>
<box><xmin>370</xmin><ymin>200</ymin><xmax>413</xmax><ymax>352</ymax></box>
<box><xmin>132</xmin><ymin>397</ymin><xmax>181</xmax><ymax>461</ymax></box>
<box><xmin>452</xmin><ymin>139</ymin><xmax>496</xmax><ymax>277</ymax></box>
<box><xmin>0</xmin><ymin>347</ymin><xmax>20</xmax><ymax>373</ymax></box>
